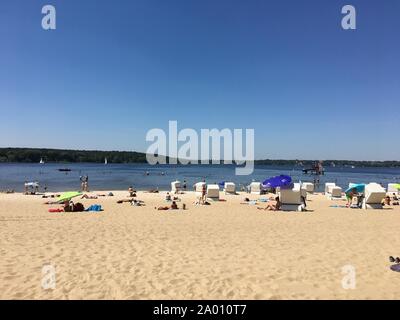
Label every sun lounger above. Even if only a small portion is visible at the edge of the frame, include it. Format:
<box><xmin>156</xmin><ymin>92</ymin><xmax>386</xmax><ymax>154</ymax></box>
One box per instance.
<box><xmin>224</xmin><ymin>182</ymin><xmax>236</xmax><ymax>194</ymax></box>
<box><xmin>280</xmin><ymin>184</ymin><xmax>302</xmax><ymax>211</ymax></box>
<box><xmin>330</xmin><ymin>186</ymin><xmax>342</xmax><ymax>198</ymax></box>
<box><xmin>171</xmin><ymin>180</ymin><xmax>181</xmax><ymax>193</ymax></box>
<box><xmin>294</xmin><ymin>183</ymin><xmax>307</xmax><ymax>200</ymax></box>
<box><xmin>207</xmin><ymin>184</ymin><xmax>220</xmax><ymax>200</ymax></box>
<box><xmin>302</xmin><ymin>182</ymin><xmax>314</xmax><ymax>193</ymax></box>
<box><xmin>250</xmin><ymin>182</ymin><xmax>262</xmax><ymax>195</ymax></box>
<box><xmin>325</xmin><ymin>183</ymin><xmax>336</xmax><ymax>194</ymax></box>
<box><xmin>362</xmin><ymin>183</ymin><xmax>386</xmax><ymax>209</ymax></box>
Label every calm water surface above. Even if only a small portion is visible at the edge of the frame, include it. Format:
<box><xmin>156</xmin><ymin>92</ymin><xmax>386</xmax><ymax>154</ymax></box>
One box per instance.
<box><xmin>0</xmin><ymin>163</ymin><xmax>399</xmax><ymax>192</ymax></box>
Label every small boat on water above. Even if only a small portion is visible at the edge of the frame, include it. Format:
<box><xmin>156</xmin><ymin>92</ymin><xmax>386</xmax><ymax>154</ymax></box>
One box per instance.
<box><xmin>39</xmin><ymin>158</ymin><xmax>45</xmax><ymax>164</ymax></box>
<box><xmin>104</xmin><ymin>158</ymin><xmax>108</xmax><ymax>165</ymax></box>
<box><xmin>58</xmin><ymin>168</ymin><xmax>71</xmax><ymax>172</ymax></box>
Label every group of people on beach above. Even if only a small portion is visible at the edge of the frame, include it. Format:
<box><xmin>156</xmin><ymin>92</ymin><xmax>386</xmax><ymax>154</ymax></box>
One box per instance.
<box><xmin>383</xmin><ymin>194</ymin><xmax>399</xmax><ymax>206</ymax></box>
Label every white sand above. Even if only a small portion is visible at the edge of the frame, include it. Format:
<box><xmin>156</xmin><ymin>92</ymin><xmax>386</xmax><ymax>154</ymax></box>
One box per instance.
<box><xmin>1</xmin><ymin>191</ymin><xmax>400</xmax><ymax>299</ymax></box>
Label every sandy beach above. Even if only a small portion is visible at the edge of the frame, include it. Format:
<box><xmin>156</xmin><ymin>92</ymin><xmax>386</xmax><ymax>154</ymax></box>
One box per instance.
<box><xmin>1</xmin><ymin>190</ymin><xmax>400</xmax><ymax>300</ymax></box>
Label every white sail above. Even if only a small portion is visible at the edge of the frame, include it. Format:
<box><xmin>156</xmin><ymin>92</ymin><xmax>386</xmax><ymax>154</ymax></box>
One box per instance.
<box><xmin>104</xmin><ymin>158</ymin><xmax>108</xmax><ymax>165</ymax></box>
<box><xmin>39</xmin><ymin>158</ymin><xmax>44</xmax><ymax>164</ymax></box>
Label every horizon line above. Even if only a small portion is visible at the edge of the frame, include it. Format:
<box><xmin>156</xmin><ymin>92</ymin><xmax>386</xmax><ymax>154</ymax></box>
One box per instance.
<box><xmin>1</xmin><ymin>147</ymin><xmax>399</xmax><ymax>163</ymax></box>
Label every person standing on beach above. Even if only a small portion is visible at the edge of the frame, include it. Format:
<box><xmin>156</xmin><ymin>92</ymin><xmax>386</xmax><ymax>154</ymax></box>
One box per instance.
<box><xmin>201</xmin><ymin>183</ymin><xmax>207</xmax><ymax>204</ymax></box>
<box><xmin>80</xmin><ymin>175</ymin><xmax>89</xmax><ymax>192</ymax></box>
<box><xmin>80</xmin><ymin>176</ymin><xmax>85</xmax><ymax>191</ymax></box>
<box><xmin>84</xmin><ymin>175</ymin><xmax>89</xmax><ymax>192</ymax></box>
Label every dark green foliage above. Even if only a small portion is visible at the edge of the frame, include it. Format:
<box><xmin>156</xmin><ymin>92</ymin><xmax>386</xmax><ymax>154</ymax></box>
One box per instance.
<box><xmin>0</xmin><ymin>148</ymin><xmax>147</xmax><ymax>164</ymax></box>
<box><xmin>0</xmin><ymin>148</ymin><xmax>398</xmax><ymax>167</ymax></box>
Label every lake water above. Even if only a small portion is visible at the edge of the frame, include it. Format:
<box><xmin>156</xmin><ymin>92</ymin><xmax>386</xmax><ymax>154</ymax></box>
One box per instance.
<box><xmin>0</xmin><ymin>163</ymin><xmax>399</xmax><ymax>192</ymax></box>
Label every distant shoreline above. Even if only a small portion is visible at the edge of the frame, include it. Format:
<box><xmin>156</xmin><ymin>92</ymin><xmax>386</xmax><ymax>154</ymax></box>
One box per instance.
<box><xmin>1</xmin><ymin>147</ymin><xmax>399</xmax><ymax>168</ymax></box>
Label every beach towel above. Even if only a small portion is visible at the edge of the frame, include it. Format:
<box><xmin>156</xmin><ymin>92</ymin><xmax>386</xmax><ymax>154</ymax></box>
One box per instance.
<box><xmin>390</xmin><ymin>264</ymin><xmax>400</xmax><ymax>272</ymax></box>
<box><xmin>259</xmin><ymin>198</ymin><xmax>269</xmax><ymax>202</ymax></box>
<box><xmin>49</xmin><ymin>208</ymin><xmax>64</xmax><ymax>213</ymax></box>
<box><xmin>85</xmin><ymin>204</ymin><xmax>103</xmax><ymax>212</ymax></box>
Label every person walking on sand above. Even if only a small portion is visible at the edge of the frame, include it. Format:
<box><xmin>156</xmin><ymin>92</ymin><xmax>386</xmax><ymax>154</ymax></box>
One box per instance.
<box><xmin>84</xmin><ymin>175</ymin><xmax>89</xmax><ymax>192</ymax></box>
<box><xmin>201</xmin><ymin>183</ymin><xmax>207</xmax><ymax>204</ymax></box>
<box><xmin>80</xmin><ymin>175</ymin><xmax>89</xmax><ymax>192</ymax></box>
<box><xmin>80</xmin><ymin>176</ymin><xmax>85</xmax><ymax>192</ymax></box>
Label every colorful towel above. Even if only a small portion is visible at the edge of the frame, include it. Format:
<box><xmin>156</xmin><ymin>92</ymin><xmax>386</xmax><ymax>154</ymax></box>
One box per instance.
<box><xmin>85</xmin><ymin>204</ymin><xmax>103</xmax><ymax>212</ymax></box>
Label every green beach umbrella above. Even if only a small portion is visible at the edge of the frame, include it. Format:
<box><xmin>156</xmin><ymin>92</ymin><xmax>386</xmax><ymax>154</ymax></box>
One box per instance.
<box><xmin>58</xmin><ymin>191</ymin><xmax>82</xmax><ymax>203</ymax></box>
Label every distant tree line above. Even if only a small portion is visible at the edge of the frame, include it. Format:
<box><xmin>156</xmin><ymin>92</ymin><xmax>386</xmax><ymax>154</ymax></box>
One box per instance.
<box><xmin>0</xmin><ymin>148</ymin><xmax>147</xmax><ymax>164</ymax></box>
<box><xmin>254</xmin><ymin>159</ymin><xmax>400</xmax><ymax>168</ymax></box>
<box><xmin>0</xmin><ymin>148</ymin><xmax>399</xmax><ymax>167</ymax></box>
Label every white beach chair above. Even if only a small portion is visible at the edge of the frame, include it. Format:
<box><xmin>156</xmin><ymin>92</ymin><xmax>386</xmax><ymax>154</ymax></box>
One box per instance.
<box><xmin>330</xmin><ymin>186</ymin><xmax>342</xmax><ymax>198</ymax></box>
<box><xmin>294</xmin><ymin>183</ymin><xmax>307</xmax><ymax>200</ymax></box>
<box><xmin>171</xmin><ymin>180</ymin><xmax>181</xmax><ymax>194</ymax></box>
<box><xmin>279</xmin><ymin>184</ymin><xmax>302</xmax><ymax>211</ymax></box>
<box><xmin>325</xmin><ymin>183</ymin><xmax>336</xmax><ymax>195</ymax></box>
<box><xmin>302</xmin><ymin>182</ymin><xmax>314</xmax><ymax>193</ymax></box>
<box><xmin>250</xmin><ymin>182</ymin><xmax>262</xmax><ymax>195</ymax></box>
<box><xmin>207</xmin><ymin>184</ymin><xmax>220</xmax><ymax>200</ymax></box>
<box><xmin>224</xmin><ymin>182</ymin><xmax>236</xmax><ymax>194</ymax></box>
<box><xmin>362</xmin><ymin>183</ymin><xmax>386</xmax><ymax>209</ymax></box>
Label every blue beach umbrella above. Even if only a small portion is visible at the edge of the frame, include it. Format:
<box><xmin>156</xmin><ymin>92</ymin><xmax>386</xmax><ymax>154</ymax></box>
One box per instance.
<box><xmin>345</xmin><ymin>183</ymin><xmax>366</xmax><ymax>194</ymax></box>
<box><xmin>218</xmin><ymin>181</ymin><xmax>225</xmax><ymax>188</ymax></box>
<box><xmin>262</xmin><ymin>175</ymin><xmax>292</xmax><ymax>189</ymax></box>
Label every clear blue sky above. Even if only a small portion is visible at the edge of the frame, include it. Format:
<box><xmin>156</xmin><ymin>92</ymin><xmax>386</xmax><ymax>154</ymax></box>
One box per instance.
<box><xmin>1</xmin><ymin>0</ymin><xmax>399</xmax><ymax>160</ymax></box>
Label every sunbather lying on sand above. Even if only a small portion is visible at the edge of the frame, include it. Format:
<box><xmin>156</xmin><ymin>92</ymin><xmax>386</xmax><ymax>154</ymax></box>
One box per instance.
<box><xmin>42</xmin><ymin>194</ymin><xmax>57</xmax><ymax>198</ymax></box>
<box><xmin>81</xmin><ymin>194</ymin><xmax>98</xmax><ymax>199</ymax></box>
<box><xmin>63</xmin><ymin>200</ymin><xmax>85</xmax><ymax>212</ymax></box>
<box><xmin>117</xmin><ymin>198</ymin><xmax>133</xmax><ymax>204</ymax></box>
<box><xmin>1</xmin><ymin>189</ymin><xmax>15</xmax><ymax>194</ymax></box>
<box><xmin>131</xmin><ymin>199</ymin><xmax>145</xmax><ymax>206</ymax></box>
<box><xmin>146</xmin><ymin>189</ymin><xmax>159</xmax><ymax>193</ymax></box>
<box><xmin>157</xmin><ymin>201</ymin><xmax>179</xmax><ymax>210</ymax></box>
